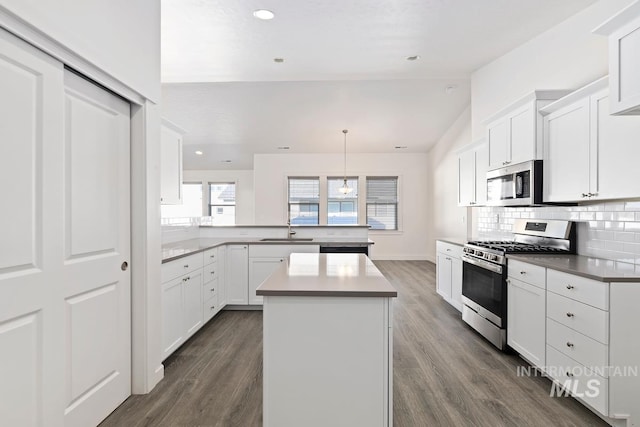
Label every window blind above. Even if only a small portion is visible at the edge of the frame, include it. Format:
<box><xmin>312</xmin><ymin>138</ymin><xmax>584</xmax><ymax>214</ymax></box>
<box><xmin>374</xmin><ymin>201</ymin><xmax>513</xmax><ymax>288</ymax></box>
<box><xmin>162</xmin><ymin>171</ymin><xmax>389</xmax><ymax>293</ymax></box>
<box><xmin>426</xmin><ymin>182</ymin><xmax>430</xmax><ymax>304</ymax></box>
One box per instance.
<box><xmin>366</xmin><ymin>177</ymin><xmax>398</xmax><ymax>230</ymax></box>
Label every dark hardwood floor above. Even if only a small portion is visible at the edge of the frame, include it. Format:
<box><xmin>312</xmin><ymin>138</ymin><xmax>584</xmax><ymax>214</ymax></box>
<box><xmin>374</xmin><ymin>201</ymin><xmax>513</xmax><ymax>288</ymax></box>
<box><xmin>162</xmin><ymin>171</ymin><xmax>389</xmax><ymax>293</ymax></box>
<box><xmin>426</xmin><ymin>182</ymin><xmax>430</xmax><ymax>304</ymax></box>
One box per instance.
<box><xmin>101</xmin><ymin>261</ymin><xmax>607</xmax><ymax>427</ymax></box>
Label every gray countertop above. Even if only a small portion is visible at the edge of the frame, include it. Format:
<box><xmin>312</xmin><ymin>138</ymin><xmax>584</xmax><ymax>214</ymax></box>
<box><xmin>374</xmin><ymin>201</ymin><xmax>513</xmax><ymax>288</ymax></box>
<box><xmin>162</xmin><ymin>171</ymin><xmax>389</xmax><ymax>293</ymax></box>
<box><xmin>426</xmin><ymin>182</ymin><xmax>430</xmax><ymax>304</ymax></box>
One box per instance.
<box><xmin>507</xmin><ymin>254</ymin><xmax>640</xmax><ymax>282</ymax></box>
<box><xmin>436</xmin><ymin>237</ymin><xmax>467</xmax><ymax>246</ymax></box>
<box><xmin>256</xmin><ymin>253</ymin><xmax>397</xmax><ymax>297</ymax></box>
<box><xmin>162</xmin><ymin>238</ymin><xmax>375</xmax><ymax>263</ymax></box>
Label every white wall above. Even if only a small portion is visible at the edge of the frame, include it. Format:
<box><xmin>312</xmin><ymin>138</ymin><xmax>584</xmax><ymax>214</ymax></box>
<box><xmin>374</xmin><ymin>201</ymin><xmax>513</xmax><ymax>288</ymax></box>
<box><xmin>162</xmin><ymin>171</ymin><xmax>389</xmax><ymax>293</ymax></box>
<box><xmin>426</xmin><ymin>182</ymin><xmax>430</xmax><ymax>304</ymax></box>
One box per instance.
<box><xmin>471</xmin><ymin>0</ymin><xmax>633</xmax><ymax>139</ymax></box>
<box><xmin>253</xmin><ymin>153</ymin><xmax>429</xmax><ymax>260</ymax></box>
<box><xmin>0</xmin><ymin>0</ymin><xmax>160</xmax><ymax>102</ymax></box>
<box><xmin>183</xmin><ymin>169</ymin><xmax>255</xmax><ymax>224</ymax></box>
<box><xmin>426</xmin><ymin>107</ymin><xmax>472</xmax><ymax>262</ymax></box>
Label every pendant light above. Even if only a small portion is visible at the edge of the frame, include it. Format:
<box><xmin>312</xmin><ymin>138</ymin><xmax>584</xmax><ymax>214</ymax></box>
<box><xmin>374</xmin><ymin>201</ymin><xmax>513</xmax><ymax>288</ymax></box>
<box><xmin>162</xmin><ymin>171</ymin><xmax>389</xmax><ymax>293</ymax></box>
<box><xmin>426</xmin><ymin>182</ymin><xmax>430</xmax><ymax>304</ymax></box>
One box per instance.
<box><xmin>338</xmin><ymin>129</ymin><xmax>353</xmax><ymax>195</ymax></box>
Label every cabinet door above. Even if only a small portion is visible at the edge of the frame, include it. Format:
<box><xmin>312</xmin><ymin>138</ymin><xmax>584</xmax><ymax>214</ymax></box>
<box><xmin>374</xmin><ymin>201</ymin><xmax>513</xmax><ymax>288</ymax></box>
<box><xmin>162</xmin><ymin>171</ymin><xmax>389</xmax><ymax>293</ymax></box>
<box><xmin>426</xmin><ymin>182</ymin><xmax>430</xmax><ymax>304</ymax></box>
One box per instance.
<box><xmin>160</xmin><ymin>124</ymin><xmax>182</xmax><ymax>205</ymax></box>
<box><xmin>592</xmin><ymin>90</ymin><xmax>640</xmax><ymax>199</ymax></box>
<box><xmin>508</xmin><ymin>103</ymin><xmax>536</xmax><ymax>165</ymax></box>
<box><xmin>226</xmin><ymin>245</ymin><xmax>249</xmax><ymax>305</ymax></box>
<box><xmin>450</xmin><ymin>257</ymin><xmax>463</xmax><ymax>312</ymax></box>
<box><xmin>457</xmin><ymin>149</ymin><xmax>476</xmax><ymax>206</ymax></box>
<box><xmin>183</xmin><ymin>269</ymin><xmax>203</xmax><ymax>338</ymax></box>
<box><xmin>543</xmin><ymin>98</ymin><xmax>590</xmax><ymax>202</ymax></box>
<box><xmin>162</xmin><ymin>277</ymin><xmax>184</xmax><ymax>360</ymax></box>
<box><xmin>507</xmin><ymin>277</ymin><xmax>545</xmax><ymax>368</ymax></box>
<box><xmin>249</xmin><ymin>257</ymin><xmax>285</xmax><ymax>305</ymax></box>
<box><xmin>474</xmin><ymin>143</ymin><xmax>488</xmax><ymax>205</ymax></box>
<box><xmin>609</xmin><ymin>18</ymin><xmax>640</xmax><ymax>115</ymax></box>
<box><xmin>436</xmin><ymin>254</ymin><xmax>452</xmax><ymax>301</ymax></box>
<box><xmin>487</xmin><ymin>118</ymin><xmax>509</xmax><ymax>170</ymax></box>
<box><xmin>217</xmin><ymin>246</ymin><xmax>227</xmax><ymax>307</ymax></box>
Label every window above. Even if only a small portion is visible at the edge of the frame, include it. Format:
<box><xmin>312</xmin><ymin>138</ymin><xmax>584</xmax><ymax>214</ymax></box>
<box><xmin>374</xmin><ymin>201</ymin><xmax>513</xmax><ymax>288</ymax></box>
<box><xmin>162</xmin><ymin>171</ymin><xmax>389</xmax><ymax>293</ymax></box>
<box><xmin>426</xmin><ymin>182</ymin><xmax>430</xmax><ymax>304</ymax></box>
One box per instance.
<box><xmin>288</xmin><ymin>177</ymin><xmax>319</xmax><ymax>225</ymax></box>
<box><xmin>209</xmin><ymin>182</ymin><xmax>236</xmax><ymax>225</ymax></box>
<box><xmin>366</xmin><ymin>177</ymin><xmax>398</xmax><ymax>230</ymax></box>
<box><xmin>327</xmin><ymin>177</ymin><xmax>358</xmax><ymax>225</ymax></box>
<box><xmin>160</xmin><ymin>183</ymin><xmax>202</xmax><ymax>218</ymax></box>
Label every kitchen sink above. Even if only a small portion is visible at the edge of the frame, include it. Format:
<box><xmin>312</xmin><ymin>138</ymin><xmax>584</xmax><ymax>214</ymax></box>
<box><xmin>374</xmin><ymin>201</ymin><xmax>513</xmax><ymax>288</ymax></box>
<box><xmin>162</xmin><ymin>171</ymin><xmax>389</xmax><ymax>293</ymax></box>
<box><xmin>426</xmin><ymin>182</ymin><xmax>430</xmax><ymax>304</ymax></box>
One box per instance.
<box><xmin>259</xmin><ymin>238</ymin><xmax>314</xmax><ymax>242</ymax></box>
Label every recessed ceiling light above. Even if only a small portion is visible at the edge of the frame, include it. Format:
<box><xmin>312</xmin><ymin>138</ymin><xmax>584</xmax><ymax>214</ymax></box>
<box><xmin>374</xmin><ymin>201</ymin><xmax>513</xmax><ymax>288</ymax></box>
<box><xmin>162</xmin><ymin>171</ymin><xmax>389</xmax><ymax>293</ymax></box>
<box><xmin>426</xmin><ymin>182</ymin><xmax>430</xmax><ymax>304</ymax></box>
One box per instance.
<box><xmin>220</xmin><ymin>160</ymin><xmax>232</xmax><ymax>164</ymax></box>
<box><xmin>394</xmin><ymin>146</ymin><xmax>408</xmax><ymax>149</ymax></box>
<box><xmin>406</xmin><ymin>55</ymin><xmax>420</xmax><ymax>61</ymax></box>
<box><xmin>253</xmin><ymin>9</ymin><xmax>274</xmax><ymax>20</ymax></box>
<box><xmin>195</xmin><ymin>150</ymin><xmax>203</xmax><ymax>155</ymax></box>
<box><xmin>277</xmin><ymin>146</ymin><xmax>290</xmax><ymax>150</ymax></box>
<box><xmin>273</xmin><ymin>57</ymin><xmax>285</xmax><ymax>63</ymax></box>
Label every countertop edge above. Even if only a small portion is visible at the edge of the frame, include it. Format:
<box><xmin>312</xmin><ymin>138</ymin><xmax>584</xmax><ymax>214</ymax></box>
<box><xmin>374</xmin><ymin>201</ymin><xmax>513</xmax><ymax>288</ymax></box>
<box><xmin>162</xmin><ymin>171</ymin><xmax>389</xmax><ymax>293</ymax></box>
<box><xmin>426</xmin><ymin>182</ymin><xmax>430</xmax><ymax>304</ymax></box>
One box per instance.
<box><xmin>506</xmin><ymin>254</ymin><xmax>640</xmax><ymax>283</ymax></box>
<box><xmin>436</xmin><ymin>238</ymin><xmax>466</xmax><ymax>246</ymax></box>
<box><xmin>257</xmin><ymin>290</ymin><xmax>398</xmax><ymax>297</ymax></box>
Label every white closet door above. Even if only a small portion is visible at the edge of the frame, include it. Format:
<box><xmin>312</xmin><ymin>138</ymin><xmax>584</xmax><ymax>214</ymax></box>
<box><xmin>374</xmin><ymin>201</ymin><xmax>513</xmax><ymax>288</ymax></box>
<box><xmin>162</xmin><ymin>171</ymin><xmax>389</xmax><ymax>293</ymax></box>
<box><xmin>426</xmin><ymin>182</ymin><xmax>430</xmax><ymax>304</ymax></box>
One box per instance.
<box><xmin>62</xmin><ymin>71</ymin><xmax>131</xmax><ymax>427</ymax></box>
<box><xmin>0</xmin><ymin>28</ymin><xmax>65</xmax><ymax>427</ymax></box>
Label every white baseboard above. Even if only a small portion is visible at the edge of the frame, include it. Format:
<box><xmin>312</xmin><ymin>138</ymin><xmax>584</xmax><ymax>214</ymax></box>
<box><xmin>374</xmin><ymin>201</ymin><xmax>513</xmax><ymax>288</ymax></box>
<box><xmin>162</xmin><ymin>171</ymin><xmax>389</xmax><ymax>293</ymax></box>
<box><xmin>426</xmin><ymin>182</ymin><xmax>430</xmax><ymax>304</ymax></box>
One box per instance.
<box><xmin>369</xmin><ymin>255</ymin><xmax>429</xmax><ymax>261</ymax></box>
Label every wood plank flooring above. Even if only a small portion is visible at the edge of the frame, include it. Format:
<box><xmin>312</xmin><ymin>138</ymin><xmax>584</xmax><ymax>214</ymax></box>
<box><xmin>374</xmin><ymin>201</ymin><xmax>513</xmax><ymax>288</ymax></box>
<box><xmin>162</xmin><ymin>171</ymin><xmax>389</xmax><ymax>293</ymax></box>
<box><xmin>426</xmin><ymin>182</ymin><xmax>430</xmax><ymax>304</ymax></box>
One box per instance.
<box><xmin>101</xmin><ymin>261</ymin><xmax>607</xmax><ymax>427</ymax></box>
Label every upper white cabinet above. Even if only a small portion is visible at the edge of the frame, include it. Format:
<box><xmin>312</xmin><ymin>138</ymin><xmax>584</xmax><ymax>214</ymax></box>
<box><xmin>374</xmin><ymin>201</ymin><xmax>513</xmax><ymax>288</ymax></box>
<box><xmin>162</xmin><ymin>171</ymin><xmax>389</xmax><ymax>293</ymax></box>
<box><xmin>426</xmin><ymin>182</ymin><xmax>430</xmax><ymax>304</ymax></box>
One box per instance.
<box><xmin>160</xmin><ymin>119</ymin><xmax>185</xmax><ymax>205</ymax></box>
<box><xmin>541</xmin><ymin>76</ymin><xmax>640</xmax><ymax>202</ymax></box>
<box><xmin>457</xmin><ymin>140</ymin><xmax>488</xmax><ymax>206</ymax></box>
<box><xmin>484</xmin><ymin>90</ymin><xmax>570</xmax><ymax>170</ymax></box>
<box><xmin>594</xmin><ymin>1</ymin><xmax>640</xmax><ymax>115</ymax></box>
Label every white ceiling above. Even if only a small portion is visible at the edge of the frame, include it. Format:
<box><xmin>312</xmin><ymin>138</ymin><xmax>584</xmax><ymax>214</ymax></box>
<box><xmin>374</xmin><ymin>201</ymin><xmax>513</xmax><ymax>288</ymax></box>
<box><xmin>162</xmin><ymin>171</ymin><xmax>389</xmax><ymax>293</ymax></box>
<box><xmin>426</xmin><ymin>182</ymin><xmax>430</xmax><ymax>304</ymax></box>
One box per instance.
<box><xmin>160</xmin><ymin>0</ymin><xmax>599</xmax><ymax>169</ymax></box>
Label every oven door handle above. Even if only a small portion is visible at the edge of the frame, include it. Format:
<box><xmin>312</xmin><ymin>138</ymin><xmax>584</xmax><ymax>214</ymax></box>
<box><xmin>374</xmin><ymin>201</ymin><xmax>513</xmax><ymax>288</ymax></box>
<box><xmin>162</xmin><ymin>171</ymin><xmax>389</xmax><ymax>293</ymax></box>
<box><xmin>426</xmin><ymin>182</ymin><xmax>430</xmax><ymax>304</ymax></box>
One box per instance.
<box><xmin>462</xmin><ymin>254</ymin><xmax>503</xmax><ymax>274</ymax></box>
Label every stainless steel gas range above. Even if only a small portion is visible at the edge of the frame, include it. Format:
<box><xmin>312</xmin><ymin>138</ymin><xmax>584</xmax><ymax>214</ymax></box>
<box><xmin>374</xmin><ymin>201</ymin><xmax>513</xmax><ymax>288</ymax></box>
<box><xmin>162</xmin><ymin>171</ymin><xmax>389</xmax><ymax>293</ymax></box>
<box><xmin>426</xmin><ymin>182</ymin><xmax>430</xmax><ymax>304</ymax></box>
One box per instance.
<box><xmin>461</xmin><ymin>219</ymin><xmax>576</xmax><ymax>350</ymax></box>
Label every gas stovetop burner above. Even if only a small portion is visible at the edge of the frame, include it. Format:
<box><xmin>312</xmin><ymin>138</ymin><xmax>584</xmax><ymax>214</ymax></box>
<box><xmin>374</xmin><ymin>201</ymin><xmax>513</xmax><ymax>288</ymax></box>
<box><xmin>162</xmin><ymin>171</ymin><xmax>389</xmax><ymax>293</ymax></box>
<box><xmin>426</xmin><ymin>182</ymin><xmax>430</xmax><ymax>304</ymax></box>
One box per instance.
<box><xmin>466</xmin><ymin>241</ymin><xmax>570</xmax><ymax>253</ymax></box>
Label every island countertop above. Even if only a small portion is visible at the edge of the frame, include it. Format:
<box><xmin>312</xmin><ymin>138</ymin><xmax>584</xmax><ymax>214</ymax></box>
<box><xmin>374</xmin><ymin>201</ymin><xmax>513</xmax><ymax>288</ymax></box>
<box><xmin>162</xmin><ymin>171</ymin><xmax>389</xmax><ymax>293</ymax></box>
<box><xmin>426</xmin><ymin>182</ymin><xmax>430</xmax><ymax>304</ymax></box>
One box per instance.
<box><xmin>256</xmin><ymin>253</ymin><xmax>398</xmax><ymax>297</ymax></box>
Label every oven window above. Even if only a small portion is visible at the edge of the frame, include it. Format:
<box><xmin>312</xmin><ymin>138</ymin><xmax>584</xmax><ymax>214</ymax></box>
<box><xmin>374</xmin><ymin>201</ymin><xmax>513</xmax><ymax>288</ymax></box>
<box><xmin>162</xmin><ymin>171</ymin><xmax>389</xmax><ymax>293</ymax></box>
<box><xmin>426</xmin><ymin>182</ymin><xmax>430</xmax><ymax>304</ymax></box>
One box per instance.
<box><xmin>462</xmin><ymin>261</ymin><xmax>505</xmax><ymax>321</ymax></box>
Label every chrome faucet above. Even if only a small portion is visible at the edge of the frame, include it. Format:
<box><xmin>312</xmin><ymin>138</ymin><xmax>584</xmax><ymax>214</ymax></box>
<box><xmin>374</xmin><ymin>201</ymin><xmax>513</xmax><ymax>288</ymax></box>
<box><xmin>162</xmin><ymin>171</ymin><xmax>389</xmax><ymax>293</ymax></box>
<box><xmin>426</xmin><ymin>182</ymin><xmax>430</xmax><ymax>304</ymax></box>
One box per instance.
<box><xmin>287</xmin><ymin>220</ymin><xmax>296</xmax><ymax>238</ymax></box>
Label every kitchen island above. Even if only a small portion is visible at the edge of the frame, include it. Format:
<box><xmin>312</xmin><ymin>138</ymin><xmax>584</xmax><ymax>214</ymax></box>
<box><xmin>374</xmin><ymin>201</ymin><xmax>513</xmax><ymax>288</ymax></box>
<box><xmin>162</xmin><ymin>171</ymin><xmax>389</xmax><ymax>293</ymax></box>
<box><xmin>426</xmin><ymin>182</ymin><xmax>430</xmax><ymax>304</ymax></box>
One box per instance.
<box><xmin>257</xmin><ymin>253</ymin><xmax>397</xmax><ymax>427</ymax></box>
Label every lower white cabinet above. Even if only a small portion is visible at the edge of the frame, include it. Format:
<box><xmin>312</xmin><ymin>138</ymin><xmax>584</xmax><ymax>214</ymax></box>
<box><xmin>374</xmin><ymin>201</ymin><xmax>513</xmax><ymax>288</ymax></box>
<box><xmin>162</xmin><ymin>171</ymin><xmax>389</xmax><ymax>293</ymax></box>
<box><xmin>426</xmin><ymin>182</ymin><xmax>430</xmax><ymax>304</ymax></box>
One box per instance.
<box><xmin>162</xmin><ymin>276</ymin><xmax>184</xmax><ymax>358</ymax></box>
<box><xmin>507</xmin><ymin>276</ymin><xmax>546</xmax><ymax>368</ymax></box>
<box><xmin>436</xmin><ymin>241</ymin><xmax>463</xmax><ymax>311</ymax></box>
<box><xmin>249</xmin><ymin>257</ymin><xmax>284</xmax><ymax>305</ymax></box>
<box><xmin>227</xmin><ymin>245</ymin><xmax>249</xmax><ymax>304</ymax></box>
<box><xmin>183</xmin><ymin>269</ymin><xmax>204</xmax><ymax>337</ymax></box>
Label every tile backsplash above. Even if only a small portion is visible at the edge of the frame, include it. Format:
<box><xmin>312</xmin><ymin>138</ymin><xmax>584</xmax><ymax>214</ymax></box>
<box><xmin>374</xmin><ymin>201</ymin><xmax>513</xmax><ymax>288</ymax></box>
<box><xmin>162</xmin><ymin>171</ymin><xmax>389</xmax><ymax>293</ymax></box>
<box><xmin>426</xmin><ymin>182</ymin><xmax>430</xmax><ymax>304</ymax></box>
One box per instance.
<box><xmin>475</xmin><ymin>200</ymin><xmax>640</xmax><ymax>264</ymax></box>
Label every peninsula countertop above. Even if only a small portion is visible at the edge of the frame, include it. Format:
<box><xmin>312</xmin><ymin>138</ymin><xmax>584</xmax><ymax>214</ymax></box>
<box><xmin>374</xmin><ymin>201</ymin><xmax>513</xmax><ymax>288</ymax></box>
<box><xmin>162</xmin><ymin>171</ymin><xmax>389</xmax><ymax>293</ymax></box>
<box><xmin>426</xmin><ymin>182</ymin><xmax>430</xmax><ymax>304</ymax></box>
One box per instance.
<box><xmin>256</xmin><ymin>253</ymin><xmax>398</xmax><ymax>297</ymax></box>
<box><xmin>507</xmin><ymin>254</ymin><xmax>640</xmax><ymax>282</ymax></box>
<box><xmin>162</xmin><ymin>238</ymin><xmax>374</xmax><ymax>263</ymax></box>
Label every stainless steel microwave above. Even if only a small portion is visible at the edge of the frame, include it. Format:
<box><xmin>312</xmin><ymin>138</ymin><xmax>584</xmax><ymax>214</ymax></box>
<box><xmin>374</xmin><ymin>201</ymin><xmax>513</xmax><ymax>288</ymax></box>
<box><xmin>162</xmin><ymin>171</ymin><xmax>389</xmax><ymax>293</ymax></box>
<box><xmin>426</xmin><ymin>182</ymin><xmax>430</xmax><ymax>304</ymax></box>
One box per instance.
<box><xmin>486</xmin><ymin>160</ymin><xmax>542</xmax><ymax>206</ymax></box>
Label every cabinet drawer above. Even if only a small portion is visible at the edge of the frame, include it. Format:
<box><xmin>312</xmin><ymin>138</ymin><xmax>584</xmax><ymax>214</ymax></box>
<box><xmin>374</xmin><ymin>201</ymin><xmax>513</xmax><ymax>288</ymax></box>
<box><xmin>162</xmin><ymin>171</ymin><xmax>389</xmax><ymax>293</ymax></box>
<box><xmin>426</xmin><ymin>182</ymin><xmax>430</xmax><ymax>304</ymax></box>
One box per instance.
<box><xmin>547</xmin><ymin>319</ymin><xmax>608</xmax><ymax>375</ymax></box>
<box><xmin>203</xmin><ymin>277</ymin><xmax>219</xmax><ymax>300</ymax></box>
<box><xmin>162</xmin><ymin>252</ymin><xmax>204</xmax><ymax>283</ymax></box>
<box><xmin>249</xmin><ymin>244</ymin><xmax>319</xmax><ymax>258</ymax></box>
<box><xmin>204</xmin><ymin>247</ymin><xmax>218</xmax><ymax>265</ymax></box>
<box><xmin>546</xmin><ymin>346</ymin><xmax>608</xmax><ymax>416</ymax></box>
<box><xmin>435</xmin><ymin>241</ymin><xmax>463</xmax><ymax>259</ymax></box>
<box><xmin>507</xmin><ymin>259</ymin><xmax>546</xmax><ymax>289</ymax></box>
<box><xmin>547</xmin><ymin>269</ymin><xmax>609</xmax><ymax>310</ymax></box>
<box><xmin>547</xmin><ymin>292</ymin><xmax>609</xmax><ymax>344</ymax></box>
<box><xmin>204</xmin><ymin>292</ymin><xmax>219</xmax><ymax>323</ymax></box>
<box><xmin>203</xmin><ymin>261</ymin><xmax>218</xmax><ymax>283</ymax></box>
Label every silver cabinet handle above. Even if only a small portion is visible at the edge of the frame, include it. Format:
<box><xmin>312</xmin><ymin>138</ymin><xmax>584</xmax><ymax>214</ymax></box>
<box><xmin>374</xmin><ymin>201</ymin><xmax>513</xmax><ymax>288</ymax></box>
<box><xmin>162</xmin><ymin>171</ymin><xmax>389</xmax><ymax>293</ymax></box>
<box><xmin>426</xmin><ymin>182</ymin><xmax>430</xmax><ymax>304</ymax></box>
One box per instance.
<box><xmin>182</xmin><ymin>276</ymin><xmax>190</xmax><ymax>282</ymax></box>
<box><xmin>210</xmin><ymin>288</ymin><xmax>215</xmax><ymax>292</ymax></box>
<box><xmin>520</xmin><ymin>271</ymin><xmax>526</xmax><ymax>275</ymax></box>
<box><xmin>566</xmin><ymin>371</ymin><xmax>574</xmax><ymax>377</ymax></box>
<box><xmin>582</xmin><ymin>193</ymin><xmax>589</xmax><ymax>198</ymax></box>
<box><xmin>446</xmin><ymin>249</ymin><xmax>451</xmax><ymax>252</ymax></box>
<box><xmin>210</xmin><ymin>305</ymin><xmax>215</xmax><ymax>310</ymax></box>
<box><xmin>211</xmin><ymin>270</ymin><xmax>215</xmax><ymax>275</ymax></box>
<box><xmin>183</xmin><ymin>264</ymin><xmax>189</xmax><ymax>268</ymax></box>
<box><xmin>566</xmin><ymin>312</ymin><xmax>575</xmax><ymax>318</ymax></box>
<box><xmin>566</xmin><ymin>342</ymin><xmax>574</xmax><ymax>348</ymax></box>
<box><xmin>566</xmin><ymin>284</ymin><xmax>574</xmax><ymax>290</ymax></box>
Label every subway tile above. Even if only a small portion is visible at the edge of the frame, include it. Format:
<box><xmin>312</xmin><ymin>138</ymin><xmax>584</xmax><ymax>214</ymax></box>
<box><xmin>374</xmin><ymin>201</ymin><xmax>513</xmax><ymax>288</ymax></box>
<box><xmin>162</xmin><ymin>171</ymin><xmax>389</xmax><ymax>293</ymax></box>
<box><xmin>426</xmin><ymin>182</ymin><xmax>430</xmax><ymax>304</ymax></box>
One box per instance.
<box><xmin>605</xmin><ymin>202</ymin><xmax>626</xmax><ymax>212</ymax></box>
<box><xmin>625</xmin><ymin>222</ymin><xmax>640</xmax><ymax>232</ymax></box>
<box><xmin>580</xmin><ymin>212</ymin><xmax>596</xmax><ymax>221</ymax></box>
<box><xmin>614</xmin><ymin>212</ymin><xmax>636</xmax><ymax>221</ymax></box>
<box><xmin>636</xmin><ymin>212</ymin><xmax>640</xmax><ymax>221</ymax></box>
<box><xmin>623</xmin><ymin>242</ymin><xmax>640</xmax><ymax>254</ymax></box>
<box><xmin>615</xmin><ymin>231</ymin><xmax>637</xmax><ymax>243</ymax></box>
<box><xmin>596</xmin><ymin>212</ymin><xmax>614</xmax><ymax>221</ymax></box>
<box><xmin>588</xmin><ymin>203</ymin><xmax>604</xmax><ymax>212</ymax></box>
<box><xmin>569</xmin><ymin>212</ymin><xmax>581</xmax><ymax>220</ymax></box>
<box><xmin>625</xmin><ymin>201</ymin><xmax>640</xmax><ymax>211</ymax></box>
<box><xmin>596</xmin><ymin>230</ymin><xmax>615</xmax><ymax>241</ymax></box>
<box><xmin>587</xmin><ymin>239</ymin><xmax>604</xmax><ymax>249</ymax></box>
<box><xmin>605</xmin><ymin>221</ymin><xmax>625</xmax><ymax>231</ymax></box>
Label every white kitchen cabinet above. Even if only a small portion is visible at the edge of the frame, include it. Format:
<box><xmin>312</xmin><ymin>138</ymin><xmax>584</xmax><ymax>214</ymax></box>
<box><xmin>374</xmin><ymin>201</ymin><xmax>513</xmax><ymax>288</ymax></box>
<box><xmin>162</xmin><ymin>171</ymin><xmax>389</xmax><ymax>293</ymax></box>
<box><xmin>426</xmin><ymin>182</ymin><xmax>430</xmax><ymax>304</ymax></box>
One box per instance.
<box><xmin>160</xmin><ymin>119</ymin><xmax>185</xmax><ymax>205</ymax></box>
<box><xmin>506</xmin><ymin>262</ymin><xmax>546</xmax><ymax>369</ymax></box>
<box><xmin>249</xmin><ymin>258</ymin><xmax>285</xmax><ymax>305</ymax></box>
<box><xmin>217</xmin><ymin>245</ymin><xmax>227</xmax><ymax>307</ymax></box>
<box><xmin>435</xmin><ymin>241</ymin><xmax>463</xmax><ymax>311</ymax></box>
<box><xmin>457</xmin><ymin>140</ymin><xmax>487</xmax><ymax>206</ymax></box>
<box><xmin>183</xmin><ymin>269</ymin><xmax>204</xmax><ymax>337</ymax></box>
<box><xmin>484</xmin><ymin>90</ymin><xmax>569</xmax><ymax>170</ymax></box>
<box><xmin>542</xmin><ymin>76</ymin><xmax>640</xmax><ymax>202</ymax></box>
<box><xmin>161</xmin><ymin>276</ymin><xmax>184</xmax><ymax>359</ymax></box>
<box><xmin>594</xmin><ymin>1</ymin><xmax>640</xmax><ymax>115</ymax></box>
<box><xmin>227</xmin><ymin>245</ymin><xmax>249</xmax><ymax>305</ymax></box>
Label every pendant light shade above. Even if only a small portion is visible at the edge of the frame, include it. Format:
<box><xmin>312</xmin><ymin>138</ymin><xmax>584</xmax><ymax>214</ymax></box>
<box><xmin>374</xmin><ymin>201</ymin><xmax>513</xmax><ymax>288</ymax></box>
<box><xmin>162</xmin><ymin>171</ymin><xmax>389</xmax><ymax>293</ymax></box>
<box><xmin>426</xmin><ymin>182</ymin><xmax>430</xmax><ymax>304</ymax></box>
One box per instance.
<box><xmin>338</xmin><ymin>129</ymin><xmax>353</xmax><ymax>195</ymax></box>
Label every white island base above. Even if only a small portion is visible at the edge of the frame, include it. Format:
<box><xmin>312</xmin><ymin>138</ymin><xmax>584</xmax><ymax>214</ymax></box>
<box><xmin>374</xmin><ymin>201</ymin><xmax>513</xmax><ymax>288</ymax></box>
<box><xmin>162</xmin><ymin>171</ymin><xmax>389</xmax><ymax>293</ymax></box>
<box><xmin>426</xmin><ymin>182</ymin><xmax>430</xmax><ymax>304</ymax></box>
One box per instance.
<box><xmin>259</xmin><ymin>253</ymin><xmax>396</xmax><ymax>427</ymax></box>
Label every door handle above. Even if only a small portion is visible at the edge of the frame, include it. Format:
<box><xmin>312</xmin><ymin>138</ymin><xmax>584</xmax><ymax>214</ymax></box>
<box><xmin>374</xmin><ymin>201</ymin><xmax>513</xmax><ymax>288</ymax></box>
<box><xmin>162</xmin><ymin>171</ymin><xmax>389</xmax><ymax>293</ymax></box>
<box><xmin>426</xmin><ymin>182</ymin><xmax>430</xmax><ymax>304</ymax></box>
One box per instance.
<box><xmin>121</xmin><ymin>261</ymin><xmax>129</xmax><ymax>271</ymax></box>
